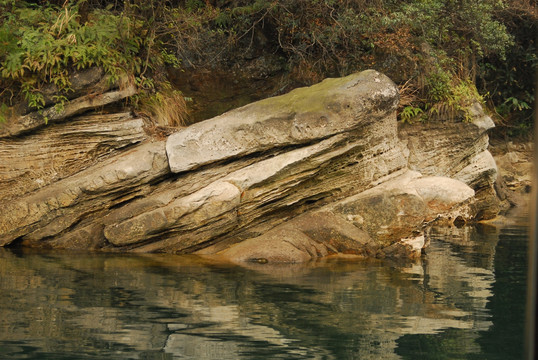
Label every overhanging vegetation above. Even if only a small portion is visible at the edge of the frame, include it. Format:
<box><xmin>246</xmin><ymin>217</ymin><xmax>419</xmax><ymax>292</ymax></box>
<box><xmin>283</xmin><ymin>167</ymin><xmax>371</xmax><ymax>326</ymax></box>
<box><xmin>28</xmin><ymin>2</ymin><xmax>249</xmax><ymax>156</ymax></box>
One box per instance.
<box><xmin>0</xmin><ymin>0</ymin><xmax>535</xmax><ymax>135</ymax></box>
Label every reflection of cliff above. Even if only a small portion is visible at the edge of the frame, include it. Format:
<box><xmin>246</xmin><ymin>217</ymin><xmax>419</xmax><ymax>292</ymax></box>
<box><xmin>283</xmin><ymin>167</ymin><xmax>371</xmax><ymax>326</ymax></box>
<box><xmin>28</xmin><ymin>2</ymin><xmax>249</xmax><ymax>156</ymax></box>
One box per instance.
<box><xmin>0</xmin><ymin>227</ymin><xmax>500</xmax><ymax>359</ymax></box>
<box><xmin>426</xmin><ymin>226</ymin><xmax>499</xmax><ymax>313</ymax></box>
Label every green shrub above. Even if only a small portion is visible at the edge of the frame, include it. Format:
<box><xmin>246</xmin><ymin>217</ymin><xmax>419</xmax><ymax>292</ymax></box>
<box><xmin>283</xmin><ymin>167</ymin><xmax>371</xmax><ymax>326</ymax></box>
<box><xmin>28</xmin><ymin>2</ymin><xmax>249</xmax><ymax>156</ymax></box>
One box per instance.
<box><xmin>399</xmin><ymin>68</ymin><xmax>484</xmax><ymax>123</ymax></box>
<box><xmin>1</xmin><ymin>0</ymin><xmax>531</xmax><ymax>137</ymax></box>
<box><xmin>0</xmin><ymin>0</ymin><xmax>182</xmax><ymax>124</ymax></box>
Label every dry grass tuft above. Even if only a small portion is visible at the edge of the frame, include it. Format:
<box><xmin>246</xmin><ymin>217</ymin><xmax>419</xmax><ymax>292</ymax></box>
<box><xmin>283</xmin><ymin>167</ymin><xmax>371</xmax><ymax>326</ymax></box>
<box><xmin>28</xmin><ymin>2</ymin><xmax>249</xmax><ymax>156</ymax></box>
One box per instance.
<box><xmin>137</xmin><ymin>89</ymin><xmax>189</xmax><ymax>128</ymax></box>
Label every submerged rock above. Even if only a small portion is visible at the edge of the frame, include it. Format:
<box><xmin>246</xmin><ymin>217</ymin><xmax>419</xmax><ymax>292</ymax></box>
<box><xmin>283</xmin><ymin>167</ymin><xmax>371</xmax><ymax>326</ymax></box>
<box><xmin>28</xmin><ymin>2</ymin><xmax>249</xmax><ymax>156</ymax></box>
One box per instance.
<box><xmin>0</xmin><ymin>69</ymin><xmax>501</xmax><ymax>261</ymax></box>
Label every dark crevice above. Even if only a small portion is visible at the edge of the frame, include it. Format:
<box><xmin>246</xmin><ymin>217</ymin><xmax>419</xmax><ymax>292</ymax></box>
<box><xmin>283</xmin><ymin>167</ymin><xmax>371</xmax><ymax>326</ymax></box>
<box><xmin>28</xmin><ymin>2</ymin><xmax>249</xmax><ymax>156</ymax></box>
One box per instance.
<box><xmin>108</xmin><ymin>194</ymin><xmax>145</xmax><ymax>211</ymax></box>
<box><xmin>3</xmin><ymin>236</ymin><xmax>24</xmax><ymax>249</ymax></box>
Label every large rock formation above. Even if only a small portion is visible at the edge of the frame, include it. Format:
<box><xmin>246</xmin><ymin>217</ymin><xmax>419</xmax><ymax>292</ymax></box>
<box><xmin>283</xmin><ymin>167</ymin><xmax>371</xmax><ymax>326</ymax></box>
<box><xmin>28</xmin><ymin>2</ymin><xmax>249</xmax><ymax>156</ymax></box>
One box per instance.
<box><xmin>0</xmin><ymin>69</ymin><xmax>500</xmax><ymax>262</ymax></box>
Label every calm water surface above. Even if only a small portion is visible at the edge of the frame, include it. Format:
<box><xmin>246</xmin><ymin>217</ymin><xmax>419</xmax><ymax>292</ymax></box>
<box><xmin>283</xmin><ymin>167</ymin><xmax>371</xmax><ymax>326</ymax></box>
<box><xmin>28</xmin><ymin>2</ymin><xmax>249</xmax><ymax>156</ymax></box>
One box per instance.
<box><xmin>0</xmin><ymin>219</ymin><xmax>529</xmax><ymax>359</ymax></box>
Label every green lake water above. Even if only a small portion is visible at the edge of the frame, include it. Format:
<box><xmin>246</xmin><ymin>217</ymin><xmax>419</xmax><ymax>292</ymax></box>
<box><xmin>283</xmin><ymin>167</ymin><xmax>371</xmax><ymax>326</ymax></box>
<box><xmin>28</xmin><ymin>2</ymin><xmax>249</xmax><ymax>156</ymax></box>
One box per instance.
<box><xmin>0</xmin><ymin>218</ymin><xmax>529</xmax><ymax>359</ymax></box>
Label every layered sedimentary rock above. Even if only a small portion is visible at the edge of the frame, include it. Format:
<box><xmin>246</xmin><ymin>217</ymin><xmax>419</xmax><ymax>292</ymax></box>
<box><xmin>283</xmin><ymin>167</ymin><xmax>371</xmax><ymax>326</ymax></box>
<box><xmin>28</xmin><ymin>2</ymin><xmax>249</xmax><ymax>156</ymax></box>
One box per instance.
<box><xmin>0</xmin><ymin>69</ymin><xmax>500</xmax><ymax>262</ymax></box>
<box><xmin>399</xmin><ymin>102</ymin><xmax>500</xmax><ymax>219</ymax></box>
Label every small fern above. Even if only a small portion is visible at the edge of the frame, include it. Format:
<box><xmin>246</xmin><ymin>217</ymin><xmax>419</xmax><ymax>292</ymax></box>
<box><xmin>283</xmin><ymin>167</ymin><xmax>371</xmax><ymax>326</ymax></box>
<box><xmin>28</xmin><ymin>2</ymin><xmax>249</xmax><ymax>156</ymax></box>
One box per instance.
<box><xmin>399</xmin><ymin>105</ymin><xmax>424</xmax><ymax>124</ymax></box>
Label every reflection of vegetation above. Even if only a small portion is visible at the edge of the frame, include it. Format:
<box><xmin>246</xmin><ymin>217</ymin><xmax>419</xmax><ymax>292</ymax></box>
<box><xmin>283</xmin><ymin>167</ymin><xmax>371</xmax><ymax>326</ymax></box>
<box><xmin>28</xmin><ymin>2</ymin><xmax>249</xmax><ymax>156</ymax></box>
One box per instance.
<box><xmin>476</xmin><ymin>229</ymin><xmax>527</xmax><ymax>360</ymax></box>
<box><xmin>397</xmin><ymin>329</ymin><xmax>481</xmax><ymax>360</ymax></box>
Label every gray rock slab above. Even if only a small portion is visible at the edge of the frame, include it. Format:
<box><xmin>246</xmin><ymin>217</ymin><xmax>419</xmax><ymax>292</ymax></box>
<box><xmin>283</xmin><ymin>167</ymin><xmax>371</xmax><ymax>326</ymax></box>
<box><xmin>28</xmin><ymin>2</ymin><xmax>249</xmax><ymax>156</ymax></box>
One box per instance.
<box><xmin>0</xmin><ymin>70</ymin><xmax>502</xmax><ymax>257</ymax></box>
<box><xmin>399</xmin><ymin>103</ymin><xmax>495</xmax><ymax>188</ymax></box>
<box><xmin>166</xmin><ymin>70</ymin><xmax>399</xmax><ymax>173</ymax></box>
<box><xmin>452</xmin><ymin>150</ymin><xmax>498</xmax><ymax>189</ymax></box>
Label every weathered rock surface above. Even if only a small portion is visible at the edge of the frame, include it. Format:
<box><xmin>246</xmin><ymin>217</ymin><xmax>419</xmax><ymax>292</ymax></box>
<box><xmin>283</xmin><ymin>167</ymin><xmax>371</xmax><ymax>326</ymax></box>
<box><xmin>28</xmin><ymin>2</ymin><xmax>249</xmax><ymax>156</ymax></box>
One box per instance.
<box><xmin>0</xmin><ymin>69</ymin><xmax>502</xmax><ymax>262</ymax></box>
<box><xmin>166</xmin><ymin>71</ymin><xmax>399</xmax><ymax>172</ymax></box>
<box><xmin>398</xmin><ymin>102</ymin><xmax>496</xmax><ymax>189</ymax></box>
<box><xmin>0</xmin><ymin>67</ymin><xmax>144</xmax><ymax>203</ymax></box>
<box><xmin>216</xmin><ymin>170</ymin><xmax>477</xmax><ymax>263</ymax></box>
<box><xmin>0</xmin><ymin>141</ymin><xmax>169</xmax><ymax>246</ymax></box>
<box><xmin>0</xmin><ymin>69</ymin><xmax>136</xmax><ymax>138</ymax></box>
<box><xmin>0</xmin><ymin>112</ymin><xmax>146</xmax><ymax>201</ymax></box>
<box><xmin>492</xmin><ymin>142</ymin><xmax>532</xmax><ymax>199</ymax></box>
<box><xmin>398</xmin><ymin>101</ymin><xmax>500</xmax><ymax>222</ymax></box>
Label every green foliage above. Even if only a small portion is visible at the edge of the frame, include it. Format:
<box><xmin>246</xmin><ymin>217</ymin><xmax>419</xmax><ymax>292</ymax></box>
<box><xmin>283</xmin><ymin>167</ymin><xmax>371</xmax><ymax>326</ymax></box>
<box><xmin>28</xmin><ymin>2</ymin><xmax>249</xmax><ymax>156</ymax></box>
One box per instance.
<box><xmin>495</xmin><ymin>96</ymin><xmax>532</xmax><ymax>117</ymax></box>
<box><xmin>159</xmin><ymin>48</ymin><xmax>182</xmax><ymax>69</ymax></box>
<box><xmin>399</xmin><ymin>68</ymin><xmax>484</xmax><ymax>123</ymax></box>
<box><xmin>447</xmin><ymin>79</ymin><xmax>485</xmax><ymax>122</ymax></box>
<box><xmin>0</xmin><ymin>102</ymin><xmax>9</xmax><ymax>123</ymax></box>
<box><xmin>425</xmin><ymin>69</ymin><xmax>453</xmax><ymax>103</ymax></box>
<box><xmin>0</xmin><ymin>0</ymin><xmax>533</xmax><ymax>136</ymax></box>
<box><xmin>500</xmin><ymin>96</ymin><xmax>532</xmax><ymax>112</ymax></box>
<box><xmin>0</xmin><ymin>0</ymin><xmax>182</xmax><ymax>123</ymax></box>
<box><xmin>495</xmin><ymin>92</ymin><xmax>534</xmax><ymax>136</ymax></box>
<box><xmin>393</xmin><ymin>0</ymin><xmax>513</xmax><ymax>57</ymax></box>
<box><xmin>478</xmin><ymin>2</ymin><xmax>537</xmax><ymax>136</ymax></box>
<box><xmin>400</xmin><ymin>106</ymin><xmax>424</xmax><ymax>124</ymax></box>
<box><xmin>185</xmin><ymin>0</ymin><xmax>205</xmax><ymax>12</ymax></box>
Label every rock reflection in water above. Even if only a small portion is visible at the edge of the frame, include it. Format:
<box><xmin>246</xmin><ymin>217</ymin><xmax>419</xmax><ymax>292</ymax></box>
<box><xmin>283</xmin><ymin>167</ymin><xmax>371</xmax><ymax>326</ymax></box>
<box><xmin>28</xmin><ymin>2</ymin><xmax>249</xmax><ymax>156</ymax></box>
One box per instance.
<box><xmin>0</xmin><ymin>225</ymin><xmax>504</xmax><ymax>359</ymax></box>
